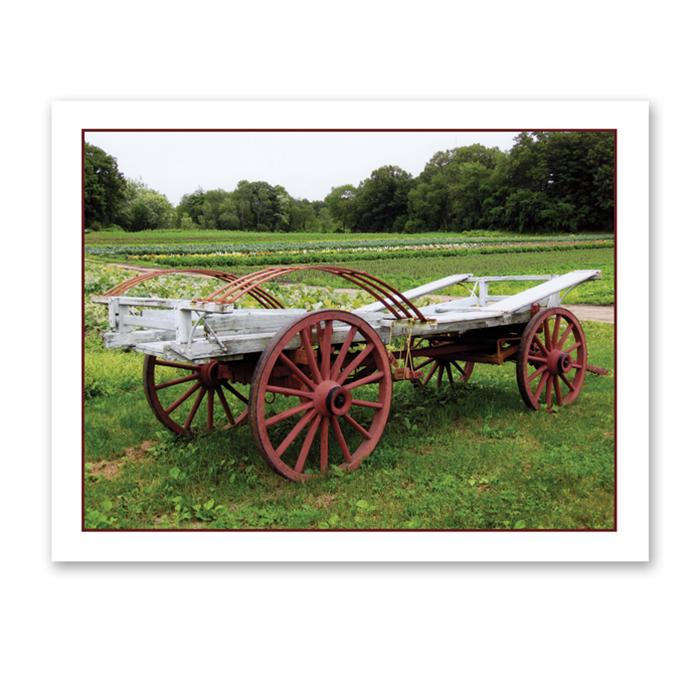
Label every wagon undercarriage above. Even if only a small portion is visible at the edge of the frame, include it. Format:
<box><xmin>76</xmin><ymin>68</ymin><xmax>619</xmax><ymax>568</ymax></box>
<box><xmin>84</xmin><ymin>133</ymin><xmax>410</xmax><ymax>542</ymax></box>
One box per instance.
<box><xmin>94</xmin><ymin>265</ymin><xmax>602</xmax><ymax>481</ymax></box>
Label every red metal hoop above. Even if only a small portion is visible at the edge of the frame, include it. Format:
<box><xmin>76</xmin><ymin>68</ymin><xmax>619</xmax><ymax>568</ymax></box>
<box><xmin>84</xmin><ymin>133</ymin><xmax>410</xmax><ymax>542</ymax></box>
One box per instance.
<box><xmin>200</xmin><ymin>265</ymin><xmax>427</xmax><ymax>321</ymax></box>
<box><xmin>103</xmin><ymin>268</ymin><xmax>284</xmax><ymax>309</ymax></box>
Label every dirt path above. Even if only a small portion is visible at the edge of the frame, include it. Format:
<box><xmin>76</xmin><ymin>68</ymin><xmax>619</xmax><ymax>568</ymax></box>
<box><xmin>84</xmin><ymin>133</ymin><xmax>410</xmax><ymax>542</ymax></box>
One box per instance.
<box><xmin>562</xmin><ymin>304</ymin><xmax>614</xmax><ymax>323</ymax></box>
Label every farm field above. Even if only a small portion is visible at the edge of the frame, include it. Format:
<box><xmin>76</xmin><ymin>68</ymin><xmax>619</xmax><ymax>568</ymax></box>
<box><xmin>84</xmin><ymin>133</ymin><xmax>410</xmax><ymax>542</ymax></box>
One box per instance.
<box><xmin>83</xmin><ymin>230</ymin><xmax>615</xmax><ymax>530</ymax></box>
<box><xmin>85</xmin><ymin>229</ymin><xmax>614</xmax><ymax>304</ymax></box>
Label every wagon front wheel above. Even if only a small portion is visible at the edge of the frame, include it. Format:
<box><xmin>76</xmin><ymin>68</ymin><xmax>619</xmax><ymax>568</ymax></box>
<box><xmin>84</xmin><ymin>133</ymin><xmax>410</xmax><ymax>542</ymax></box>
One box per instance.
<box><xmin>143</xmin><ymin>355</ymin><xmax>248</xmax><ymax>435</ymax></box>
<box><xmin>516</xmin><ymin>307</ymin><xmax>587</xmax><ymax>411</ymax></box>
<box><xmin>249</xmin><ymin>310</ymin><xmax>392</xmax><ymax>482</ymax></box>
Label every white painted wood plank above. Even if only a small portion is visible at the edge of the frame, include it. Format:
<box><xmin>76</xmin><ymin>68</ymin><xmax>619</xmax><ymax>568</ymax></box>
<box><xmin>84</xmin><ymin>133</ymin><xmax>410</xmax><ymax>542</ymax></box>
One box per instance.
<box><xmin>355</xmin><ymin>274</ymin><xmax>472</xmax><ymax>312</ymax></box>
<box><xmin>121</xmin><ymin>310</ymin><xmax>177</xmax><ymax>331</ymax></box>
<box><xmin>486</xmin><ymin>270</ymin><xmax>601</xmax><ymax>313</ymax></box>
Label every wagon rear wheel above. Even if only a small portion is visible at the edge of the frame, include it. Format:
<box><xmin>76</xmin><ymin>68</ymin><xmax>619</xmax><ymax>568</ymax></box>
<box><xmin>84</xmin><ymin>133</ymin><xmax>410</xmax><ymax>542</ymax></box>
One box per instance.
<box><xmin>410</xmin><ymin>339</ymin><xmax>475</xmax><ymax>388</ymax></box>
<box><xmin>249</xmin><ymin>310</ymin><xmax>392</xmax><ymax>482</ymax></box>
<box><xmin>516</xmin><ymin>307</ymin><xmax>587</xmax><ymax>411</ymax></box>
<box><xmin>143</xmin><ymin>355</ymin><xmax>248</xmax><ymax>436</ymax></box>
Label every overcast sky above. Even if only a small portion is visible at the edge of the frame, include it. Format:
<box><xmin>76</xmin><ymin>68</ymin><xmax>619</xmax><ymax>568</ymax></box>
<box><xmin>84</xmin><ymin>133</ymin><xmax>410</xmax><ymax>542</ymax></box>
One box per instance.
<box><xmin>85</xmin><ymin>131</ymin><xmax>519</xmax><ymax>204</ymax></box>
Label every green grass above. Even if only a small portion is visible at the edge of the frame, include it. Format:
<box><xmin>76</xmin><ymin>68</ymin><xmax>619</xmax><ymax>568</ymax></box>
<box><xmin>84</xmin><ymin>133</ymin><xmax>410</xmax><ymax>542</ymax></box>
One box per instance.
<box><xmin>84</xmin><ymin>322</ymin><xmax>614</xmax><ymax>531</ymax></box>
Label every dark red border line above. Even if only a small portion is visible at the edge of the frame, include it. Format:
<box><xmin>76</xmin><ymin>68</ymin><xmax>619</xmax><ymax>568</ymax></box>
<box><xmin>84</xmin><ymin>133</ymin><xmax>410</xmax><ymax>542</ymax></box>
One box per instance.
<box><xmin>81</xmin><ymin>128</ymin><xmax>617</xmax><ymax>534</ymax></box>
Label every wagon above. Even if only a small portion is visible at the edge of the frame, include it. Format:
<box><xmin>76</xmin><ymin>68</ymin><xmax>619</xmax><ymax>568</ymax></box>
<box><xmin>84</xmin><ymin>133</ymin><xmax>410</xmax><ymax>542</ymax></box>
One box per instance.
<box><xmin>93</xmin><ymin>265</ymin><xmax>603</xmax><ymax>481</ymax></box>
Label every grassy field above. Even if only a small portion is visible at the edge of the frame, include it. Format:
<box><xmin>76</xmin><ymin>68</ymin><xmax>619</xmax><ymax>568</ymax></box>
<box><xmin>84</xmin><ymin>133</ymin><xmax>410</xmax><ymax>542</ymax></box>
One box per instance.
<box><xmin>83</xmin><ymin>230</ymin><xmax>615</xmax><ymax>530</ymax></box>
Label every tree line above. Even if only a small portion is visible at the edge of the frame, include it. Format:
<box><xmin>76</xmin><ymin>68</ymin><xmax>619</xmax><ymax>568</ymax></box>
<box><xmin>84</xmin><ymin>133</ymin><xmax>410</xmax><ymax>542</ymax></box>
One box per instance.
<box><xmin>84</xmin><ymin>131</ymin><xmax>614</xmax><ymax>234</ymax></box>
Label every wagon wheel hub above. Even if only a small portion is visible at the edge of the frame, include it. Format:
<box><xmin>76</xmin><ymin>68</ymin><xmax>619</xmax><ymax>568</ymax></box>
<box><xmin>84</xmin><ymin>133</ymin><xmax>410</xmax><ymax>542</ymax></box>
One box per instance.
<box><xmin>317</xmin><ymin>381</ymin><xmax>352</xmax><ymax>417</ymax></box>
<box><xmin>546</xmin><ymin>350</ymin><xmax>572</xmax><ymax>376</ymax></box>
<box><xmin>198</xmin><ymin>359</ymin><xmax>234</xmax><ymax>387</ymax></box>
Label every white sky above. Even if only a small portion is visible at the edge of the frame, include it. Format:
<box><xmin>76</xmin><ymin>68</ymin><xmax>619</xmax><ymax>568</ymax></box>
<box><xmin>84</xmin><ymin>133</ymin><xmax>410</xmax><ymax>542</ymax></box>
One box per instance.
<box><xmin>85</xmin><ymin>131</ymin><xmax>519</xmax><ymax>205</ymax></box>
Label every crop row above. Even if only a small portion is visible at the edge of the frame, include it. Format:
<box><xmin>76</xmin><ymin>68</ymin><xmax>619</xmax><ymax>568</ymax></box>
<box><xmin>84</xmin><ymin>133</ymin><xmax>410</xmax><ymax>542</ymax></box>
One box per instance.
<box><xmin>107</xmin><ymin>240</ymin><xmax>613</xmax><ymax>269</ymax></box>
<box><xmin>84</xmin><ymin>233</ymin><xmax>612</xmax><ymax>257</ymax></box>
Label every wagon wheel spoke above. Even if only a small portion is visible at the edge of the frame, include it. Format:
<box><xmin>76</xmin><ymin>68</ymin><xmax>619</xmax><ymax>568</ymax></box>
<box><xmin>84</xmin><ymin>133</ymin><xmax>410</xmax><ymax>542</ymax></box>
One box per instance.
<box><xmin>215</xmin><ymin>386</ymin><xmax>236</xmax><ymax>426</ymax></box>
<box><xmin>278</xmin><ymin>352</ymin><xmax>315</xmax><ymax>389</ymax></box>
<box><xmin>552</xmin><ymin>315</ymin><xmax>561</xmax><ymax>347</ymax></box>
<box><xmin>344</xmin><ymin>371</ymin><xmax>384</xmax><ymax>391</ymax></box>
<box><xmin>554</xmin><ymin>376</ymin><xmax>563</xmax><ymax>405</ymax></box>
<box><xmin>155</xmin><ymin>359</ymin><xmax>198</xmax><ymax>371</ymax></box>
<box><xmin>183</xmin><ymin>386</ymin><xmax>207</xmax><ymax>430</ymax></box>
<box><xmin>533</xmin><ymin>372</ymin><xmax>548</xmax><ymax>403</ymax></box>
<box><xmin>545</xmin><ymin>374</ymin><xmax>554</xmax><ymax>411</ymax></box>
<box><xmin>413</xmin><ymin>358</ymin><xmax>434</xmax><ymax>372</ymax></box>
<box><xmin>561</xmin><ymin>373</ymin><xmax>576</xmax><ymax>393</ymax></box>
<box><xmin>528</xmin><ymin>364</ymin><xmax>547</xmax><ymax>383</ymax></box>
<box><xmin>265</xmin><ymin>400</ymin><xmax>315</xmax><ymax>427</ymax></box>
<box><xmin>452</xmin><ymin>361</ymin><xmax>467</xmax><ymax>380</ymax></box>
<box><xmin>563</xmin><ymin>341</ymin><xmax>582</xmax><ymax>355</ymax></box>
<box><xmin>445</xmin><ymin>362</ymin><xmax>454</xmax><ymax>385</ymax></box>
<box><xmin>343</xmin><ymin>412</ymin><xmax>372</xmax><ymax>440</ymax></box>
<box><xmin>533</xmin><ymin>335</ymin><xmax>548</xmax><ymax>355</ymax></box>
<box><xmin>295</xmin><ymin>414</ymin><xmax>322</xmax><ymax>473</ymax></box>
<box><xmin>337</xmin><ymin>343</ymin><xmax>376</xmax><ymax>384</ymax></box>
<box><xmin>320</xmin><ymin>320</ymin><xmax>332</xmax><ymax>379</ymax></box>
<box><xmin>155</xmin><ymin>373</ymin><xmax>199</xmax><ymax>390</ymax></box>
<box><xmin>300</xmin><ymin>327</ymin><xmax>323</xmax><ymax>384</ymax></box>
<box><xmin>351</xmin><ymin>398</ymin><xmax>384</xmax><ymax>410</ymax></box>
<box><xmin>331</xmin><ymin>415</ymin><xmax>352</xmax><ymax>462</ymax></box>
<box><xmin>319</xmin><ymin>417</ymin><xmax>330</xmax><ymax>473</ymax></box>
<box><xmin>275</xmin><ymin>408</ymin><xmax>317</xmax><ymax>458</ymax></box>
<box><xmin>165</xmin><ymin>381</ymin><xmax>202</xmax><ymax>414</ymax></box>
<box><xmin>436</xmin><ymin>363</ymin><xmax>444</xmax><ymax>387</ymax></box>
<box><xmin>422</xmin><ymin>361</ymin><xmax>439</xmax><ymax>385</ymax></box>
<box><xmin>265</xmin><ymin>384</ymin><xmax>314</xmax><ymax>399</ymax></box>
<box><xmin>221</xmin><ymin>380</ymin><xmax>249</xmax><ymax>404</ymax></box>
<box><xmin>557</xmin><ymin>323</ymin><xmax>573</xmax><ymax>349</ymax></box>
<box><xmin>330</xmin><ymin>327</ymin><xmax>357</xmax><ymax>380</ymax></box>
<box><xmin>204</xmin><ymin>388</ymin><xmax>213</xmax><ymax>430</ymax></box>
<box><xmin>543</xmin><ymin>319</ymin><xmax>552</xmax><ymax>349</ymax></box>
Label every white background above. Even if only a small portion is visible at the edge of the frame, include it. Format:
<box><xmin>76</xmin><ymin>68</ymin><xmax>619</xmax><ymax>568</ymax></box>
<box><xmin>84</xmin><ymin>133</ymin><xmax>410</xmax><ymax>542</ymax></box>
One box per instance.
<box><xmin>2</xmin><ymin>1</ymin><xmax>696</xmax><ymax>698</ymax></box>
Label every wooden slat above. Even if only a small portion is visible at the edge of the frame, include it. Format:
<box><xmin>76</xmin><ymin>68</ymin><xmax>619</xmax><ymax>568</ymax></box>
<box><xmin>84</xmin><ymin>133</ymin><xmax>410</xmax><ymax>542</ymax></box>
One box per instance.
<box><xmin>485</xmin><ymin>270</ymin><xmax>601</xmax><ymax>313</ymax></box>
<box><xmin>355</xmin><ymin>274</ymin><xmax>472</xmax><ymax>312</ymax></box>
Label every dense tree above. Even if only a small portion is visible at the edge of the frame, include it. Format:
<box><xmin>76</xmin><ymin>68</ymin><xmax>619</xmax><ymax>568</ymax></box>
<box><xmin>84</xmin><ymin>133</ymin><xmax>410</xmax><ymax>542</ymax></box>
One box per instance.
<box><xmin>83</xmin><ymin>144</ymin><xmax>126</xmax><ymax>229</ymax></box>
<box><xmin>352</xmin><ymin>166</ymin><xmax>413</xmax><ymax>232</ymax></box>
<box><xmin>117</xmin><ymin>180</ymin><xmax>174</xmax><ymax>231</ymax></box>
<box><xmin>324</xmin><ymin>184</ymin><xmax>357</xmax><ymax>231</ymax></box>
<box><xmin>85</xmin><ymin>131</ymin><xmax>614</xmax><ymax>234</ymax></box>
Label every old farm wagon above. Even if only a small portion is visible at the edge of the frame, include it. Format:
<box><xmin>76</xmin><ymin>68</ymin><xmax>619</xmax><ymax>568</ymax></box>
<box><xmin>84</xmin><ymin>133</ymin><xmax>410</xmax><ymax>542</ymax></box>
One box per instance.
<box><xmin>93</xmin><ymin>265</ymin><xmax>602</xmax><ymax>481</ymax></box>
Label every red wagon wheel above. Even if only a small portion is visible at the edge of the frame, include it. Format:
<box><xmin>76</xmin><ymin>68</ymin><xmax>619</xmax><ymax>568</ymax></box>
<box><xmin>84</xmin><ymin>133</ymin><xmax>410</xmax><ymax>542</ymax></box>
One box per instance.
<box><xmin>249</xmin><ymin>310</ymin><xmax>392</xmax><ymax>482</ymax></box>
<box><xmin>410</xmin><ymin>339</ymin><xmax>475</xmax><ymax>387</ymax></box>
<box><xmin>516</xmin><ymin>307</ymin><xmax>587</xmax><ymax>411</ymax></box>
<box><xmin>143</xmin><ymin>356</ymin><xmax>248</xmax><ymax>436</ymax></box>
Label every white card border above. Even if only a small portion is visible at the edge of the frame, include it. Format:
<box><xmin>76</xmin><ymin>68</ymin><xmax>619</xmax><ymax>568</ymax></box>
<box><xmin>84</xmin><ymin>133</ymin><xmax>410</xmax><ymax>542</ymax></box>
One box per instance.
<box><xmin>51</xmin><ymin>100</ymin><xmax>648</xmax><ymax>561</ymax></box>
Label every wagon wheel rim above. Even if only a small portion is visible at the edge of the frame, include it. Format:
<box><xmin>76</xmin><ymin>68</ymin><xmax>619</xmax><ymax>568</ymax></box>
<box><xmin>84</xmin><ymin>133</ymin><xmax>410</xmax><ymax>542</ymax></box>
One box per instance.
<box><xmin>410</xmin><ymin>339</ymin><xmax>475</xmax><ymax>387</ymax></box>
<box><xmin>516</xmin><ymin>307</ymin><xmax>587</xmax><ymax>411</ymax></box>
<box><xmin>143</xmin><ymin>355</ymin><xmax>248</xmax><ymax>436</ymax></box>
<box><xmin>249</xmin><ymin>310</ymin><xmax>392</xmax><ymax>482</ymax></box>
